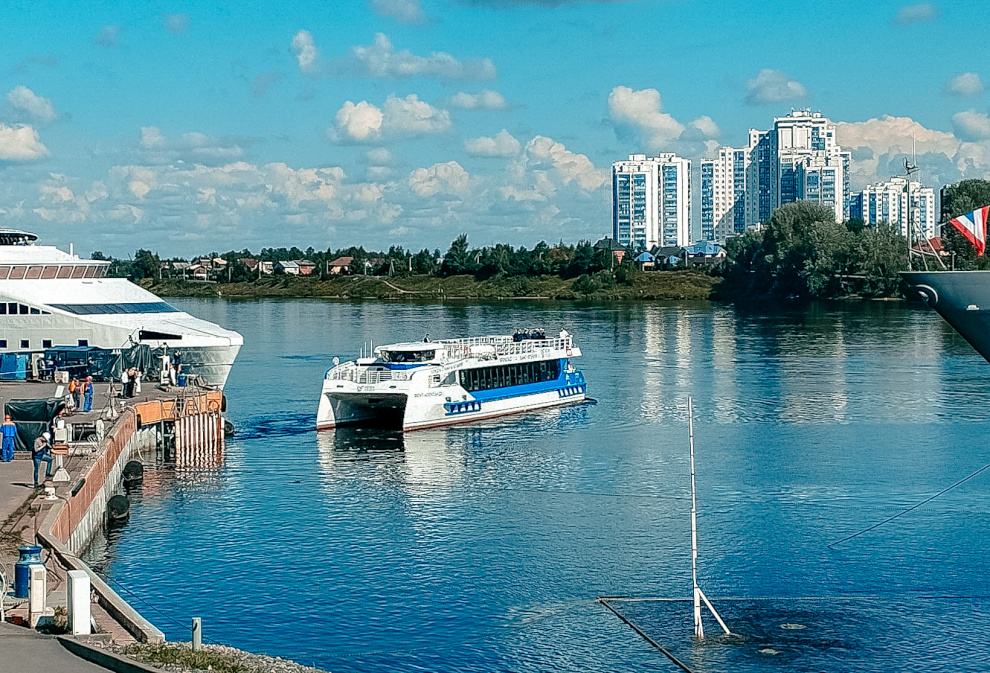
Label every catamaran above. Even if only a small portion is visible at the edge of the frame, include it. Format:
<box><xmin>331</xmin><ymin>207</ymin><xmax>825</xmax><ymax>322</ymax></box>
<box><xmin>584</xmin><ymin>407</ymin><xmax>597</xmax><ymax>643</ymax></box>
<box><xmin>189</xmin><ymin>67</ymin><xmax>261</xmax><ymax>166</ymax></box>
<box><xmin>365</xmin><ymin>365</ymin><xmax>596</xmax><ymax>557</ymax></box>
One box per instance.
<box><xmin>317</xmin><ymin>329</ymin><xmax>587</xmax><ymax>431</ymax></box>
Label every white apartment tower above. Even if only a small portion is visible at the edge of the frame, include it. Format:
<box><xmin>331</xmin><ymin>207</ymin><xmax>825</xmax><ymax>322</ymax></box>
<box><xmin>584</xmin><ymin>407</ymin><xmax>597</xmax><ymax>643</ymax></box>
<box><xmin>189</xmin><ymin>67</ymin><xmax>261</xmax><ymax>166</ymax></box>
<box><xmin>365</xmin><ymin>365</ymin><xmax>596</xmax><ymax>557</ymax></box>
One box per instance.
<box><xmin>613</xmin><ymin>153</ymin><xmax>692</xmax><ymax>249</ymax></box>
<box><xmin>701</xmin><ymin>146</ymin><xmax>749</xmax><ymax>241</ymax></box>
<box><xmin>700</xmin><ymin>110</ymin><xmax>851</xmax><ymax>241</ymax></box>
<box><xmin>850</xmin><ymin>177</ymin><xmax>937</xmax><ymax>239</ymax></box>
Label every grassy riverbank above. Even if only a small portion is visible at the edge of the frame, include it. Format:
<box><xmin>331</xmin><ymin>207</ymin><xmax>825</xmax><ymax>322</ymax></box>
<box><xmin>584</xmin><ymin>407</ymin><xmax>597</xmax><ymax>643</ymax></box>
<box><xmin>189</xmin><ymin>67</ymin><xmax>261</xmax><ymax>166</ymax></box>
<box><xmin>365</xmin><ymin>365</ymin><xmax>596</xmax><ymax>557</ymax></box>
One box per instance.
<box><xmin>141</xmin><ymin>270</ymin><xmax>721</xmax><ymax>301</ymax></box>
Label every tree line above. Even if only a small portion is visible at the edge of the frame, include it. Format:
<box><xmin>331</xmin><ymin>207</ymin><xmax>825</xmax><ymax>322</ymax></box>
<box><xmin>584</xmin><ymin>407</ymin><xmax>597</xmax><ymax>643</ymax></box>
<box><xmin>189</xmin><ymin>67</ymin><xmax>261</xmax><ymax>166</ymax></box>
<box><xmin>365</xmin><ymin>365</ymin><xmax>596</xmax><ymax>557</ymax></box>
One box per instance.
<box><xmin>97</xmin><ymin>236</ymin><xmax>623</xmax><ymax>284</ymax></box>
<box><xmin>99</xmin><ymin>179</ymin><xmax>990</xmax><ymax>300</ymax></box>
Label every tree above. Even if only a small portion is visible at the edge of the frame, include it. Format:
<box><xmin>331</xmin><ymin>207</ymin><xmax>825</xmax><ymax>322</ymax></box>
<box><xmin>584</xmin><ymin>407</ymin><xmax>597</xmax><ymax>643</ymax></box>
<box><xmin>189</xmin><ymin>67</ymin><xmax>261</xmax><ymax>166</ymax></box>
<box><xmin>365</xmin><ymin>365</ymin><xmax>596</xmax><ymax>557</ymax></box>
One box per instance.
<box><xmin>940</xmin><ymin>180</ymin><xmax>990</xmax><ymax>269</ymax></box>
<box><xmin>131</xmin><ymin>249</ymin><xmax>161</xmax><ymax>280</ymax></box>
<box><xmin>853</xmin><ymin>223</ymin><xmax>906</xmax><ymax>297</ymax></box>
<box><xmin>440</xmin><ymin>234</ymin><xmax>474</xmax><ymax>276</ymax></box>
<box><xmin>91</xmin><ymin>251</ymin><xmax>108</xmax><ymax>261</ymax></box>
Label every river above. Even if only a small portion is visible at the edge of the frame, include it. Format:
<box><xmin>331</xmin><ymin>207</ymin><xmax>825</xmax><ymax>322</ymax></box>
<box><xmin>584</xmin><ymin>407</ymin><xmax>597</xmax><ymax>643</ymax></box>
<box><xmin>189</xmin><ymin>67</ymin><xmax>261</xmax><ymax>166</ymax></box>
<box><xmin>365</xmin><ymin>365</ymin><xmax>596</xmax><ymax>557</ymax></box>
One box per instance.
<box><xmin>83</xmin><ymin>299</ymin><xmax>990</xmax><ymax>672</ymax></box>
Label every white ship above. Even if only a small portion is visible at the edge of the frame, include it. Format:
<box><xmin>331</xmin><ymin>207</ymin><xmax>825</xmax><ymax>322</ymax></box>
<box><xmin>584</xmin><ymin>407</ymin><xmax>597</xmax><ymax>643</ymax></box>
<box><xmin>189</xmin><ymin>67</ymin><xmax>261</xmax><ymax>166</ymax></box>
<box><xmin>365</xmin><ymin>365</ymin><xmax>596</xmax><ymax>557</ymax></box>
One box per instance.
<box><xmin>0</xmin><ymin>230</ymin><xmax>242</xmax><ymax>388</ymax></box>
<box><xmin>317</xmin><ymin>329</ymin><xmax>587</xmax><ymax>431</ymax></box>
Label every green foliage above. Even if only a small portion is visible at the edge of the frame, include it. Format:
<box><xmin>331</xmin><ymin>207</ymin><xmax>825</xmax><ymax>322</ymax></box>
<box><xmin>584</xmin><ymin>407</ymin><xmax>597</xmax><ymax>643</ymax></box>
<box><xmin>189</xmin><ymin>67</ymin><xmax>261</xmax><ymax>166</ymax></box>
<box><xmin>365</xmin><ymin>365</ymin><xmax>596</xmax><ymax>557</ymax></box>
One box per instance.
<box><xmin>724</xmin><ymin>200</ymin><xmax>907</xmax><ymax>299</ymax></box>
<box><xmin>441</xmin><ymin>234</ymin><xmax>475</xmax><ymax>276</ymax></box>
<box><xmin>573</xmin><ymin>270</ymin><xmax>616</xmax><ymax>295</ymax></box>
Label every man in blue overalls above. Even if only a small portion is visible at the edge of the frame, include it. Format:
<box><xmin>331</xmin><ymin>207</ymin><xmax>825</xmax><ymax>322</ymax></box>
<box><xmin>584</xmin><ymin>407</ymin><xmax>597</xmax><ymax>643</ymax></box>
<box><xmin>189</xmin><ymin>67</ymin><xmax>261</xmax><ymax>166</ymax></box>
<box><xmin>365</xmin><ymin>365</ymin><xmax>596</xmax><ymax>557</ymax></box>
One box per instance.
<box><xmin>0</xmin><ymin>414</ymin><xmax>15</xmax><ymax>462</ymax></box>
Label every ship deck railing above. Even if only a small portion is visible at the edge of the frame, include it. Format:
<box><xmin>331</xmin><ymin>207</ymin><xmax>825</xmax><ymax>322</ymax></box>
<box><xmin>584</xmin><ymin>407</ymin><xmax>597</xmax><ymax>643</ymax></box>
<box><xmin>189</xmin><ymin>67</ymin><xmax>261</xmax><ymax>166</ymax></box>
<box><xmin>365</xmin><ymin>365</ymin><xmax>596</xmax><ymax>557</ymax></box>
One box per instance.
<box><xmin>326</xmin><ymin>335</ymin><xmax>574</xmax><ymax>384</ymax></box>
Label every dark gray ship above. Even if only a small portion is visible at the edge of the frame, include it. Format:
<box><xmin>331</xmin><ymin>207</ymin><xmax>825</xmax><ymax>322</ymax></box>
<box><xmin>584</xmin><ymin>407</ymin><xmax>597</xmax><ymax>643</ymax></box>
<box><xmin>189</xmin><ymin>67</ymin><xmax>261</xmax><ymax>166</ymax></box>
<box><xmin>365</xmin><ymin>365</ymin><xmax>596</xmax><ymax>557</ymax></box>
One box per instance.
<box><xmin>902</xmin><ymin>270</ymin><xmax>990</xmax><ymax>363</ymax></box>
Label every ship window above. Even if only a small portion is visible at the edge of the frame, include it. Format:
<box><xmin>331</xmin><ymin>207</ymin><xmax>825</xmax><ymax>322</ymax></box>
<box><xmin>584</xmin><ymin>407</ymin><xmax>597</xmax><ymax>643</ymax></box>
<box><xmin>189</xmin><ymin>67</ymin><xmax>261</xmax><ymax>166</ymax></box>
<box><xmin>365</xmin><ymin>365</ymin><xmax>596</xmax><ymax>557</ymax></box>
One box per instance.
<box><xmin>48</xmin><ymin>302</ymin><xmax>180</xmax><ymax>315</ymax></box>
<box><xmin>20</xmin><ymin>340</ymin><xmax>28</xmax><ymax>349</ymax></box>
<box><xmin>25</xmin><ymin>266</ymin><xmax>42</xmax><ymax>279</ymax></box>
<box><xmin>0</xmin><ymin>341</ymin><xmax>6</xmax><ymax>348</ymax></box>
<box><xmin>0</xmin><ymin>304</ymin><xmax>5</xmax><ymax>315</ymax></box>
<box><xmin>42</xmin><ymin>340</ymin><xmax>52</xmax><ymax>348</ymax></box>
<box><xmin>18</xmin><ymin>305</ymin><xmax>28</xmax><ymax>315</ymax></box>
<box><xmin>84</xmin><ymin>266</ymin><xmax>98</xmax><ymax>278</ymax></box>
<box><xmin>71</xmin><ymin>266</ymin><xmax>87</xmax><ymax>278</ymax></box>
<box><xmin>381</xmin><ymin>349</ymin><xmax>435</xmax><ymax>363</ymax></box>
<box><xmin>29</xmin><ymin>307</ymin><xmax>39</xmax><ymax>314</ymax></box>
<box><xmin>7</xmin><ymin>303</ymin><xmax>15</xmax><ymax>314</ymax></box>
<box><xmin>57</xmin><ymin>266</ymin><xmax>72</xmax><ymax>278</ymax></box>
<box><xmin>138</xmin><ymin>330</ymin><xmax>182</xmax><ymax>341</ymax></box>
<box><xmin>41</xmin><ymin>266</ymin><xmax>58</xmax><ymax>279</ymax></box>
<box><xmin>9</xmin><ymin>267</ymin><xmax>25</xmax><ymax>279</ymax></box>
<box><xmin>0</xmin><ymin>267</ymin><xmax>10</xmax><ymax>279</ymax></box>
<box><xmin>78</xmin><ymin>340</ymin><xmax>88</xmax><ymax>347</ymax></box>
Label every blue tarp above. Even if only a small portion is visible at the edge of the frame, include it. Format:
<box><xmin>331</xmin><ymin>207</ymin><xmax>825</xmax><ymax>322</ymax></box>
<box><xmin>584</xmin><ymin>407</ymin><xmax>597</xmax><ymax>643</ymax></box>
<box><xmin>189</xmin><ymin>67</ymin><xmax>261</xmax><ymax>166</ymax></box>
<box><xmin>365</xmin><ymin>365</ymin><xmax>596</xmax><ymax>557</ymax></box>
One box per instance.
<box><xmin>0</xmin><ymin>353</ymin><xmax>29</xmax><ymax>381</ymax></box>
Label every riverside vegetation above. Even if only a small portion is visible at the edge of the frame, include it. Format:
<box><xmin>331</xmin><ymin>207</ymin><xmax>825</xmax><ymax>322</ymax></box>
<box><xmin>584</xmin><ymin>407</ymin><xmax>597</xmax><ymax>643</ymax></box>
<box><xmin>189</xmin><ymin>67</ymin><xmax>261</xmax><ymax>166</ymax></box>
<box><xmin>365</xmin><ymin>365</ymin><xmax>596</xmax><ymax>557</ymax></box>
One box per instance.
<box><xmin>109</xmin><ymin>179</ymin><xmax>990</xmax><ymax>302</ymax></box>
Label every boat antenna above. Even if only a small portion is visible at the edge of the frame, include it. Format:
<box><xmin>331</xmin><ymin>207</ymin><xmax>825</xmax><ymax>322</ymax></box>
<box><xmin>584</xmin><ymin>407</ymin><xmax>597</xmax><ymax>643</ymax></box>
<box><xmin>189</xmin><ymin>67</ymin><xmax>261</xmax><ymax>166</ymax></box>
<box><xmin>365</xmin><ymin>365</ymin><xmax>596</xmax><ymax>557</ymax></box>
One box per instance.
<box><xmin>689</xmin><ymin>396</ymin><xmax>731</xmax><ymax>639</ymax></box>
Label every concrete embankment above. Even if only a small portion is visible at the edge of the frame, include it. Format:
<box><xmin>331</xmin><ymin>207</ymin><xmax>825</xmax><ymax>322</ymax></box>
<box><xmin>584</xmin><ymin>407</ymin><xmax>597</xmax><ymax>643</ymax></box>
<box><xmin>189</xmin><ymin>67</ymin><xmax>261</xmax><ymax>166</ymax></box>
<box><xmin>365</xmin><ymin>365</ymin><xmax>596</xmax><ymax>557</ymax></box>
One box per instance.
<box><xmin>5</xmin><ymin>386</ymin><xmax>226</xmax><ymax>644</ymax></box>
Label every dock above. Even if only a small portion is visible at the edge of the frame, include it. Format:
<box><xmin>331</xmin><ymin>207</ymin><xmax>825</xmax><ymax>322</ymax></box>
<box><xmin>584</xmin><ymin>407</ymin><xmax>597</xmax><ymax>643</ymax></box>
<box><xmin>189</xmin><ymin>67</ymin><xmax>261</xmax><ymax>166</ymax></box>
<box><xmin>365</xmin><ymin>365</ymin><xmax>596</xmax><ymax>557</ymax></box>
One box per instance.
<box><xmin>1</xmin><ymin>377</ymin><xmax>226</xmax><ymax>664</ymax></box>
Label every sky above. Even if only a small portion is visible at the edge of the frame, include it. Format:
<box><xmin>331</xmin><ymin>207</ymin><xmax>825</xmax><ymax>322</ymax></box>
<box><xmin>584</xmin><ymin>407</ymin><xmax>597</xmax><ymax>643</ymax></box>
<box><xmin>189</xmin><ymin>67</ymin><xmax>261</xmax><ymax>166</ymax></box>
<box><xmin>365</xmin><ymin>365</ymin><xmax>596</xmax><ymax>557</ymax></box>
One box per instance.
<box><xmin>1</xmin><ymin>0</ymin><xmax>989</xmax><ymax>258</ymax></box>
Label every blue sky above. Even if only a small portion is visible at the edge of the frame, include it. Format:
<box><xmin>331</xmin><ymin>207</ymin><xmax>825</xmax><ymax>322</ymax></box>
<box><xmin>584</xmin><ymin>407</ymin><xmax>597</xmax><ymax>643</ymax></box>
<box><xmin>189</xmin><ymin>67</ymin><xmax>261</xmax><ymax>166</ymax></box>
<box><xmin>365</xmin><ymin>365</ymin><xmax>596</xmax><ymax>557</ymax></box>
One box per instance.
<box><xmin>0</xmin><ymin>0</ymin><xmax>988</xmax><ymax>257</ymax></box>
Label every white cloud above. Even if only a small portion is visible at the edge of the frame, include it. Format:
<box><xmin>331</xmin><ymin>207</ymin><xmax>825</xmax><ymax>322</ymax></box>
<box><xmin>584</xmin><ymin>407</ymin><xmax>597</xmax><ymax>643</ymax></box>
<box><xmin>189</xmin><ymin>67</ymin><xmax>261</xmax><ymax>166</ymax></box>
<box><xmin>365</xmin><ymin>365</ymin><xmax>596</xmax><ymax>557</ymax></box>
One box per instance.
<box><xmin>332</xmin><ymin>101</ymin><xmax>385</xmax><ymax>142</ymax></box>
<box><xmin>94</xmin><ymin>25</ymin><xmax>120</xmax><ymax>49</ymax></box>
<box><xmin>382</xmin><ymin>94</ymin><xmax>451</xmax><ymax>134</ymax></box>
<box><xmin>450</xmin><ymin>90</ymin><xmax>507</xmax><ymax>110</ymax></box>
<box><xmin>164</xmin><ymin>14</ymin><xmax>190</xmax><ymax>34</ymax></box>
<box><xmin>745</xmin><ymin>69</ymin><xmax>807</xmax><ymax>105</ymax></box>
<box><xmin>330</xmin><ymin>95</ymin><xmax>450</xmax><ymax>142</ymax></box>
<box><xmin>291</xmin><ymin>30</ymin><xmax>320</xmax><ymax>74</ymax></box>
<box><xmin>367</xmin><ymin>148</ymin><xmax>393</xmax><ymax>165</ymax></box>
<box><xmin>0</xmin><ymin>123</ymin><xmax>48</xmax><ymax>160</ymax></box>
<box><xmin>465</xmin><ymin>129</ymin><xmax>520</xmax><ymax>156</ymax></box>
<box><xmin>835</xmin><ymin>114</ymin><xmax>990</xmax><ymax>190</ymax></box>
<box><xmin>6</xmin><ymin>86</ymin><xmax>56</xmax><ymax>123</ymax></box>
<box><xmin>944</xmin><ymin>73</ymin><xmax>983</xmax><ymax>97</ymax></box>
<box><xmin>895</xmin><ymin>3</ymin><xmax>938</xmax><ymax>25</ymax></box>
<box><xmin>607</xmin><ymin>86</ymin><xmax>718</xmax><ymax>155</ymax></box>
<box><xmin>339</xmin><ymin>33</ymin><xmax>496</xmax><ymax>80</ymax></box>
<box><xmin>952</xmin><ymin>110</ymin><xmax>990</xmax><ymax>142</ymax></box>
<box><xmin>137</xmin><ymin>126</ymin><xmax>246</xmax><ymax>163</ymax></box>
<box><xmin>525</xmin><ymin>136</ymin><xmax>606</xmax><ymax>192</ymax></box>
<box><xmin>409</xmin><ymin>161</ymin><xmax>470</xmax><ymax>197</ymax></box>
<box><xmin>370</xmin><ymin>0</ymin><xmax>427</xmax><ymax>25</ymax></box>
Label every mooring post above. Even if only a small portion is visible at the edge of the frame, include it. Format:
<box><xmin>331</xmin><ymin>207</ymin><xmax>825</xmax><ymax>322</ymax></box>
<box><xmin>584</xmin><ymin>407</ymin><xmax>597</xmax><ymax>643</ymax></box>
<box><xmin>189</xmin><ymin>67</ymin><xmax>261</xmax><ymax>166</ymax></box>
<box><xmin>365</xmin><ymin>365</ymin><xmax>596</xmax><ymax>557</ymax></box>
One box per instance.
<box><xmin>192</xmin><ymin>617</ymin><xmax>202</xmax><ymax>650</ymax></box>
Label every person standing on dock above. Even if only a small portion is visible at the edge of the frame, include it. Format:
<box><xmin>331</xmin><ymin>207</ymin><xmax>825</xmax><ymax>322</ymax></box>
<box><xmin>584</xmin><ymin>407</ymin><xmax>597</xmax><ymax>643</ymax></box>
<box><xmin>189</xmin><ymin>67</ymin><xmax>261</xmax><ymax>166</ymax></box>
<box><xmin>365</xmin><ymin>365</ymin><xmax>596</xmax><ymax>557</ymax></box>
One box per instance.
<box><xmin>69</xmin><ymin>377</ymin><xmax>80</xmax><ymax>408</ymax></box>
<box><xmin>32</xmin><ymin>431</ymin><xmax>53</xmax><ymax>488</ymax></box>
<box><xmin>1</xmin><ymin>414</ymin><xmax>15</xmax><ymax>462</ymax></box>
<box><xmin>83</xmin><ymin>376</ymin><xmax>94</xmax><ymax>412</ymax></box>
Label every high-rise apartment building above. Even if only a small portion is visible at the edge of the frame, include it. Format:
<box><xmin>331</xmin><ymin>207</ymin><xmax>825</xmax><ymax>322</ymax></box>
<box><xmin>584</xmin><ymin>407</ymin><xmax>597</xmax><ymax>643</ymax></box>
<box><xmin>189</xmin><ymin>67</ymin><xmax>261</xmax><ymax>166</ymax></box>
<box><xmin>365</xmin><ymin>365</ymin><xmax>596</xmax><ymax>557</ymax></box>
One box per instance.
<box><xmin>612</xmin><ymin>153</ymin><xmax>692</xmax><ymax>249</ymax></box>
<box><xmin>849</xmin><ymin>177</ymin><xmax>937</xmax><ymax>239</ymax></box>
<box><xmin>699</xmin><ymin>110</ymin><xmax>850</xmax><ymax>242</ymax></box>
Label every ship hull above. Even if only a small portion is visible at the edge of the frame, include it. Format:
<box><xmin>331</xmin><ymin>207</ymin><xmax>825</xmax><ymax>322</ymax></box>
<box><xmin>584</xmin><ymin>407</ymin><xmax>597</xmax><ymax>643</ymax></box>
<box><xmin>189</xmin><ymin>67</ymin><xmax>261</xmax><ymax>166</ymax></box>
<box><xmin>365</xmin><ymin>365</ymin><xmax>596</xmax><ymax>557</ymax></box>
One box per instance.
<box><xmin>901</xmin><ymin>270</ymin><xmax>990</xmax><ymax>363</ymax></box>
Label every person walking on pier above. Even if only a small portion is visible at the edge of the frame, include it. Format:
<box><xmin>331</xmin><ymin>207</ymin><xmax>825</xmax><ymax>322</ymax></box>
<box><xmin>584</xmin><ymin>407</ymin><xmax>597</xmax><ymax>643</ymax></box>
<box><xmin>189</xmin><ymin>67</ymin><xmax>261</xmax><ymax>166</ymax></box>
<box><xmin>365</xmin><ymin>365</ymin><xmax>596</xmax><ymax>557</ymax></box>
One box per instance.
<box><xmin>32</xmin><ymin>431</ymin><xmax>53</xmax><ymax>488</ymax></box>
<box><xmin>83</xmin><ymin>376</ymin><xmax>94</xmax><ymax>412</ymax></box>
<box><xmin>1</xmin><ymin>414</ymin><xmax>15</xmax><ymax>462</ymax></box>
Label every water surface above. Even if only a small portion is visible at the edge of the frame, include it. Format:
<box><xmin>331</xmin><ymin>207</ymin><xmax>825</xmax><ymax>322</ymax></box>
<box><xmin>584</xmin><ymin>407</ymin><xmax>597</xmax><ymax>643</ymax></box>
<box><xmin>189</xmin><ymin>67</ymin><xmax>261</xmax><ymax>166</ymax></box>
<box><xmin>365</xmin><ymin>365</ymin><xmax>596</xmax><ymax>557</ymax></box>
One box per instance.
<box><xmin>86</xmin><ymin>299</ymin><xmax>990</xmax><ymax>672</ymax></box>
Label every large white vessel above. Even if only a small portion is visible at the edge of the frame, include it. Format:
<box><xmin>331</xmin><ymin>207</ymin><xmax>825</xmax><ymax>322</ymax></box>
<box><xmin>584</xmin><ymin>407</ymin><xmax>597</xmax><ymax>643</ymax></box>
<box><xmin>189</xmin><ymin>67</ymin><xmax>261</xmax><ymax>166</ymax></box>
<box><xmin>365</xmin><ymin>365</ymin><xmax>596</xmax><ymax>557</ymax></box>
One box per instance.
<box><xmin>317</xmin><ymin>329</ymin><xmax>587</xmax><ymax>431</ymax></box>
<box><xmin>0</xmin><ymin>230</ymin><xmax>242</xmax><ymax>388</ymax></box>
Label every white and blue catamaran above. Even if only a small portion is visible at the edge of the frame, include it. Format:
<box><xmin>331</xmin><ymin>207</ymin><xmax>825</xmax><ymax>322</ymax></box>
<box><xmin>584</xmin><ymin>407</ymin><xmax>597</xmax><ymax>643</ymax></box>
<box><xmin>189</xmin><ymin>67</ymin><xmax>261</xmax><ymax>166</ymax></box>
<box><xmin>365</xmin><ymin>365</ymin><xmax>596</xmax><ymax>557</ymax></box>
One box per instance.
<box><xmin>317</xmin><ymin>329</ymin><xmax>587</xmax><ymax>431</ymax></box>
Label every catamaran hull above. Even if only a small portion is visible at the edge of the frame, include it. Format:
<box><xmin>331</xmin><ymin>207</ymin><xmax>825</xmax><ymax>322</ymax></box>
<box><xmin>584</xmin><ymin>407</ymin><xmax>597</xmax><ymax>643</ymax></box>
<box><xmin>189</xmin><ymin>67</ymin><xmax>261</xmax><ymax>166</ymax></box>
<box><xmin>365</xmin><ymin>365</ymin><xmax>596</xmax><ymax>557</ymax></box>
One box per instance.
<box><xmin>317</xmin><ymin>384</ymin><xmax>587</xmax><ymax>431</ymax></box>
<box><xmin>902</xmin><ymin>270</ymin><xmax>990</xmax><ymax>364</ymax></box>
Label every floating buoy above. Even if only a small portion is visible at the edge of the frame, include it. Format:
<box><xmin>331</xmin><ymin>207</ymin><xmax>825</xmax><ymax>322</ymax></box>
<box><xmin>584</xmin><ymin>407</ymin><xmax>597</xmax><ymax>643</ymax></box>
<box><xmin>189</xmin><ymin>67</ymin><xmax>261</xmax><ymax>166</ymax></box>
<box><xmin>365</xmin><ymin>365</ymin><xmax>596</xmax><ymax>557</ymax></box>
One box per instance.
<box><xmin>107</xmin><ymin>494</ymin><xmax>130</xmax><ymax>522</ymax></box>
<box><xmin>122</xmin><ymin>460</ymin><xmax>144</xmax><ymax>485</ymax></box>
<box><xmin>780</xmin><ymin>623</ymin><xmax>806</xmax><ymax>630</ymax></box>
<box><xmin>224</xmin><ymin>419</ymin><xmax>235</xmax><ymax>436</ymax></box>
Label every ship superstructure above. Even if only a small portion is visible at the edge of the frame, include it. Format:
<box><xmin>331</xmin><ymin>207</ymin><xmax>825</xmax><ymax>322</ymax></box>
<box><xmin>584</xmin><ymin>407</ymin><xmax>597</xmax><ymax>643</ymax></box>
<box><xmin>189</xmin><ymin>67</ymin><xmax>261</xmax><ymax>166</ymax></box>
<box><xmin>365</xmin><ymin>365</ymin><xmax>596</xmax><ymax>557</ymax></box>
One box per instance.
<box><xmin>0</xmin><ymin>230</ymin><xmax>242</xmax><ymax>387</ymax></box>
<box><xmin>317</xmin><ymin>330</ymin><xmax>587</xmax><ymax>431</ymax></box>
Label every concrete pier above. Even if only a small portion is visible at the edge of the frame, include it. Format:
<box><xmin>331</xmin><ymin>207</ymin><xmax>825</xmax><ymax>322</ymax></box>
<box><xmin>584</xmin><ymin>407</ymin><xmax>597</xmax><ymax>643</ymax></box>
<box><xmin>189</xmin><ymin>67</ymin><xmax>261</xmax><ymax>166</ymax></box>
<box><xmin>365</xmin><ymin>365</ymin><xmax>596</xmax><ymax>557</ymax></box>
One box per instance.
<box><xmin>1</xmin><ymin>379</ymin><xmax>226</xmax><ymax>650</ymax></box>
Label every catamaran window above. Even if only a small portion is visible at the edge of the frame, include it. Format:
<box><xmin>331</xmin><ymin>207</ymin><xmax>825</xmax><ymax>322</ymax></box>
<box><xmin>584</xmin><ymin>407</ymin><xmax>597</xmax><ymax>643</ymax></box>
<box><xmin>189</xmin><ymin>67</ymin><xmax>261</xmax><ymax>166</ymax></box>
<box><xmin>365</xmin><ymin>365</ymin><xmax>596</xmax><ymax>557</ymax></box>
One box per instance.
<box><xmin>25</xmin><ymin>267</ymin><xmax>42</xmax><ymax>279</ymax></box>
<box><xmin>381</xmin><ymin>349</ymin><xmax>435</xmax><ymax>363</ymax></box>
<box><xmin>42</xmin><ymin>266</ymin><xmax>57</xmax><ymax>279</ymax></box>
<box><xmin>20</xmin><ymin>340</ymin><xmax>28</xmax><ymax>349</ymax></box>
<box><xmin>8</xmin><ymin>267</ymin><xmax>24</xmax><ymax>280</ymax></box>
<box><xmin>48</xmin><ymin>302</ymin><xmax>180</xmax><ymax>315</ymax></box>
<box><xmin>459</xmin><ymin>359</ymin><xmax>561</xmax><ymax>392</ymax></box>
<box><xmin>0</xmin><ymin>341</ymin><xmax>6</xmax><ymax>348</ymax></box>
<box><xmin>18</xmin><ymin>305</ymin><xmax>28</xmax><ymax>315</ymax></box>
<box><xmin>42</xmin><ymin>340</ymin><xmax>52</xmax><ymax>348</ymax></box>
<box><xmin>57</xmin><ymin>266</ymin><xmax>72</xmax><ymax>278</ymax></box>
<box><xmin>78</xmin><ymin>340</ymin><xmax>88</xmax><ymax>347</ymax></box>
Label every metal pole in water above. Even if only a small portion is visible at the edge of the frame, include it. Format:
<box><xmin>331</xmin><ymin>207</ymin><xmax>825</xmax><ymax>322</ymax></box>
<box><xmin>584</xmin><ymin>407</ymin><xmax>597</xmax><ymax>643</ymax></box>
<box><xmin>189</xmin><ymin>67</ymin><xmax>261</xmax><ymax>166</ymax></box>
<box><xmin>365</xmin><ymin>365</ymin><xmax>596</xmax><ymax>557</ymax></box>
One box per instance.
<box><xmin>192</xmin><ymin>617</ymin><xmax>202</xmax><ymax>651</ymax></box>
<box><xmin>689</xmin><ymin>397</ymin><xmax>703</xmax><ymax>639</ymax></box>
<box><xmin>689</xmin><ymin>396</ymin><xmax>732</xmax><ymax>639</ymax></box>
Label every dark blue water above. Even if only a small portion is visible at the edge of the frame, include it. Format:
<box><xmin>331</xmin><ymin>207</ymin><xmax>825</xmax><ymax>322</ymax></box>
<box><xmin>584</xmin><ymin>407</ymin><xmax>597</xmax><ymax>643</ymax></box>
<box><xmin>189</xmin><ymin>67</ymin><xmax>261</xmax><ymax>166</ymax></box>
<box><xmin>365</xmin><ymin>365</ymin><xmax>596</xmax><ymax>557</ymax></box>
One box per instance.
<box><xmin>85</xmin><ymin>300</ymin><xmax>990</xmax><ymax>672</ymax></box>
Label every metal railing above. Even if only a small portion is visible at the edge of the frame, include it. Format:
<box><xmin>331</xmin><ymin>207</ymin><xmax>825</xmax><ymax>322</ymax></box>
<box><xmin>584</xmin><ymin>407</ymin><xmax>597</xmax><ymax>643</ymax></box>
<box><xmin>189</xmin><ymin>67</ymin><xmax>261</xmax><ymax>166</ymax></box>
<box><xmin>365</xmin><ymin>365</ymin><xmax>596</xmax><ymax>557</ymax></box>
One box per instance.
<box><xmin>326</xmin><ymin>364</ymin><xmax>401</xmax><ymax>384</ymax></box>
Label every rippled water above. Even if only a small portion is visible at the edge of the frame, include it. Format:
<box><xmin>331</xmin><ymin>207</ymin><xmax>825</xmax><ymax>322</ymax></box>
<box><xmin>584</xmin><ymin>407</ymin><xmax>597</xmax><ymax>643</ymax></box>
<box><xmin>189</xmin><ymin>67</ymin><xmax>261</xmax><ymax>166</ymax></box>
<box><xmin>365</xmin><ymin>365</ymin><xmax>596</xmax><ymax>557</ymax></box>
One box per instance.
<box><xmin>84</xmin><ymin>299</ymin><xmax>990</xmax><ymax>672</ymax></box>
